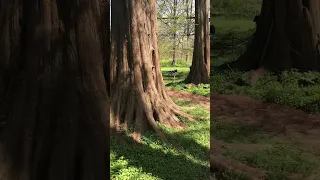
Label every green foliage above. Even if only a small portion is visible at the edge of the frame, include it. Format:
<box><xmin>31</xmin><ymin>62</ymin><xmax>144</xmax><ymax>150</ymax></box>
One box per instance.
<box><xmin>214</xmin><ymin>122</ymin><xmax>267</xmax><ymax>144</ymax></box>
<box><xmin>211</xmin><ymin>70</ymin><xmax>320</xmax><ymax>113</ymax></box>
<box><xmin>226</xmin><ymin>145</ymin><xmax>318</xmax><ymax>179</ymax></box>
<box><xmin>212</xmin><ymin>13</ymin><xmax>320</xmax><ymax>179</ymax></box>
<box><xmin>157</xmin><ymin>0</ymin><xmax>194</xmax><ymax>60</ymax></box>
<box><xmin>213</xmin><ymin>121</ymin><xmax>320</xmax><ymax>179</ymax></box>
<box><xmin>160</xmin><ymin>59</ymin><xmax>191</xmax><ymax>67</ymax></box>
<box><xmin>111</xmin><ymin>100</ymin><xmax>210</xmax><ymax>180</ymax></box>
<box><xmin>211</xmin><ymin>16</ymin><xmax>320</xmax><ymax>113</ymax></box>
<box><xmin>110</xmin><ymin>67</ymin><xmax>210</xmax><ymax>179</ymax></box>
<box><xmin>168</xmin><ymin>83</ymin><xmax>210</xmax><ymax>97</ymax></box>
<box><xmin>161</xmin><ymin>66</ymin><xmax>210</xmax><ymax>96</ymax></box>
<box><xmin>211</xmin><ymin>0</ymin><xmax>262</xmax><ymax>17</ymax></box>
<box><xmin>211</xmin><ymin>17</ymin><xmax>255</xmax><ymax>59</ymax></box>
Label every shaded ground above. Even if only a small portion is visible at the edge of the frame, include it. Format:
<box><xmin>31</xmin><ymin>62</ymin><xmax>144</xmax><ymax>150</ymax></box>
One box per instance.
<box><xmin>169</xmin><ymin>89</ymin><xmax>320</xmax><ymax>179</ymax></box>
<box><xmin>211</xmin><ymin>92</ymin><xmax>320</xmax><ymax>180</ymax></box>
<box><xmin>111</xmin><ymin>88</ymin><xmax>210</xmax><ymax>180</ymax></box>
<box><xmin>167</xmin><ymin>89</ymin><xmax>210</xmax><ymax>110</ymax></box>
<box><xmin>165</xmin><ymin>87</ymin><xmax>320</xmax><ymax>179</ymax></box>
<box><xmin>212</xmin><ymin>92</ymin><xmax>320</xmax><ymax>151</ymax></box>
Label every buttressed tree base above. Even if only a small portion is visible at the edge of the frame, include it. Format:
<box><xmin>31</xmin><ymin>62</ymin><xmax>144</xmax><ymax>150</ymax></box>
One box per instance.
<box><xmin>231</xmin><ymin>0</ymin><xmax>320</xmax><ymax>72</ymax></box>
<box><xmin>110</xmin><ymin>0</ymin><xmax>193</xmax><ymax>141</ymax></box>
<box><xmin>185</xmin><ymin>0</ymin><xmax>210</xmax><ymax>84</ymax></box>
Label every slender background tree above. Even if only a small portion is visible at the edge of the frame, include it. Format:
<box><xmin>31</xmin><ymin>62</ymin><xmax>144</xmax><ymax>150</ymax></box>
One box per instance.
<box><xmin>157</xmin><ymin>0</ymin><xmax>195</xmax><ymax>63</ymax></box>
<box><xmin>185</xmin><ymin>0</ymin><xmax>210</xmax><ymax>84</ymax></box>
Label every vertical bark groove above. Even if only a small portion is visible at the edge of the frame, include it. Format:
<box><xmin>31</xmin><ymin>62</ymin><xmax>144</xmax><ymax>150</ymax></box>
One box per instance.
<box><xmin>0</xmin><ymin>0</ymin><xmax>109</xmax><ymax>179</ymax></box>
<box><xmin>185</xmin><ymin>0</ymin><xmax>210</xmax><ymax>84</ymax></box>
<box><xmin>230</xmin><ymin>0</ymin><xmax>320</xmax><ymax>72</ymax></box>
<box><xmin>110</xmin><ymin>0</ymin><xmax>193</xmax><ymax>141</ymax></box>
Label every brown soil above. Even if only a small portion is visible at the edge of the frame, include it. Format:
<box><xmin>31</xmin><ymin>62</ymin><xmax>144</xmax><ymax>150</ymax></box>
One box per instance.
<box><xmin>166</xmin><ymin>89</ymin><xmax>210</xmax><ymax>110</ymax></box>
<box><xmin>211</xmin><ymin>92</ymin><xmax>320</xmax><ymax>180</ymax></box>
<box><xmin>167</xmin><ymin>89</ymin><xmax>320</xmax><ymax>179</ymax></box>
<box><xmin>167</xmin><ymin>89</ymin><xmax>320</xmax><ymax>151</ymax></box>
<box><xmin>211</xmin><ymin>92</ymin><xmax>320</xmax><ymax>151</ymax></box>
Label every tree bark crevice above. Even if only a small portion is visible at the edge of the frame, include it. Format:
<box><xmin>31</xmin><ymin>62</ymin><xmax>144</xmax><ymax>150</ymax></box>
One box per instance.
<box><xmin>111</xmin><ymin>0</ymin><xmax>194</xmax><ymax>142</ymax></box>
<box><xmin>0</xmin><ymin>0</ymin><xmax>110</xmax><ymax>179</ymax></box>
<box><xmin>185</xmin><ymin>0</ymin><xmax>210</xmax><ymax>84</ymax></box>
<box><xmin>229</xmin><ymin>0</ymin><xmax>320</xmax><ymax>72</ymax></box>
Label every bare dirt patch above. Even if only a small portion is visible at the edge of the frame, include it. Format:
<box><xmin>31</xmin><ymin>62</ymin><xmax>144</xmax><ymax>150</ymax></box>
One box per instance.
<box><xmin>211</xmin><ymin>92</ymin><xmax>320</xmax><ymax>179</ymax></box>
<box><xmin>167</xmin><ymin>90</ymin><xmax>320</xmax><ymax>179</ymax></box>
<box><xmin>167</xmin><ymin>89</ymin><xmax>210</xmax><ymax>110</ymax></box>
<box><xmin>211</xmin><ymin>92</ymin><xmax>320</xmax><ymax>151</ymax></box>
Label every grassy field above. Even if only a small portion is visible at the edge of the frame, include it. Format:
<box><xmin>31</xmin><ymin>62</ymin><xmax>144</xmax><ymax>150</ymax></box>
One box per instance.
<box><xmin>213</xmin><ymin>16</ymin><xmax>255</xmax><ymax>33</ymax></box>
<box><xmin>111</xmin><ymin>61</ymin><xmax>210</xmax><ymax>180</ymax></box>
<box><xmin>211</xmin><ymin>0</ymin><xmax>262</xmax><ymax>17</ymax></box>
<box><xmin>111</xmin><ymin>103</ymin><xmax>210</xmax><ymax>180</ymax></box>
<box><xmin>211</xmin><ymin>11</ymin><xmax>320</xmax><ymax>180</ymax></box>
<box><xmin>213</xmin><ymin>121</ymin><xmax>320</xmax><ymax>180</ymax></box>
<box><xmin>161</xmin><ymin>61</ymin><xmax>210</xmax><ymax>97</ymax></box>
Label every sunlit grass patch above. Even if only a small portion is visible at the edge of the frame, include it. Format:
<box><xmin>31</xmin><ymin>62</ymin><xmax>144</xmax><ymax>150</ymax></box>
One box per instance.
<box><xmin>111</xmin><ymin>98</ymin><xmax>210</xmax><ymax>180</ymax></box>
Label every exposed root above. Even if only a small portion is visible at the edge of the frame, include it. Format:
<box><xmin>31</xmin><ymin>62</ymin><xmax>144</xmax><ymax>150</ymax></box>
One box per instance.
<box><xmin>111</xmin><ymin>84</ymin><xmax>195</xmax><ymax>142</ymax></box>
<box><xmin>211</xmin><ymin>153</ymin><xmax>266</xmax><ymax>180</ymax></box>
<box><xmin>110</xmin><ymin>0</ymin><xmax>195</xmax><ymax>142</ymax></box>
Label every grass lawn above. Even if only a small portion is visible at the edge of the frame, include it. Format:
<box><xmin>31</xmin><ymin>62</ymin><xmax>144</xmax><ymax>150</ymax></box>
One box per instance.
<box><xmin>111</xmin><ymin>101</ymin><xmax>210</xmax><ymax>180</ymax></box>
<box><xmin>211</xmin><ymin>0</ymin><xmax>262</xmax><ymax>17</ymax></box>
<box><xmin>161</xmin><ymin>66</ymin><xmax>210</xmax><ymax>97</ymax></box>
<box><xmin>213</xmin><ymin>121</ymin><xmax>320</xmax><ymax>180</ymax></box>
<box><xmin>110</xmin><ymin>66</ymin><xmax>210</xmax><ymax>180</ymax></box>
<box><xmin>213</xmin><ymin>16</ymin><xmax>255</xmax><ymax>33</ymax></box>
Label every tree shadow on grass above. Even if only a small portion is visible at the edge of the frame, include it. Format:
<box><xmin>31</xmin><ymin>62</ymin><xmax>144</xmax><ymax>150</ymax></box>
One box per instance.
<box><xmin>165</xmin><ymin>128</ymin><xmax>210</xmax><ymax>163</ymax></box>
<box><xmin>110</xmin><ymin>130</ymin><xmax>210</xmax><ymax>180</ymax></box>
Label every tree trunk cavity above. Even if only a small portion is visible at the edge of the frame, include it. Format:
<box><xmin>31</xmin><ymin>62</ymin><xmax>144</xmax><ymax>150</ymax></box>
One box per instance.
<box><xmin>185</xmin><ymin>0</ymin><xmax>210</xmax><ymax>84</ymax></box>
<box><xmin>110</xmin><ymin>0</ymin><xmax>193</xmax><ymax>141</ymax></box>
<box><xmin>231</xmin><ymin>0</ymin><xmax>320</xmax><ymax>72</ymax></box>
<box><xmin>0</xmin><ymin>0</ymin><xmax>109</xmax><ymax>179</ymax></box>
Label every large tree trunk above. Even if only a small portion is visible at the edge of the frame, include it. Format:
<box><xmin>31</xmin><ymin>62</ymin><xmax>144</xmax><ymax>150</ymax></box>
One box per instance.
<box><xmin>185</xmin><ymin>0</ymin><xmax>210</xmax><ymax>84</ymax></box>
<box><xmin>231</xmin><ymin>0</ymin><xmax>320</xmax><ymax>72</ymax></box>
<box><xmin>110</xmin><ymin>0</ymin><xmax>192</xmax><ymax>141</ymax></box>
<box><xmin>0</xmin><ymin>0</ymin><xmax>109</xmax><ymax>179</ymax></box>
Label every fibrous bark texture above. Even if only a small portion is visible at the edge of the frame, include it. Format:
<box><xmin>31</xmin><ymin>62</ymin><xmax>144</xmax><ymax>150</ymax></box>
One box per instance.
<box><xmin>0</xmin><ymin>0</ymin><xmax>109</xmax><ymax>179</ymax></box>
<box><xmin>185</xmin><ymin>0</ymin><xmax>210</xmax><ymax>84</ymax></box>
<box><xmin>110</xmin><ymin>0</ymin><xmax>192</xmax><ymax>141</ymax></box>
<box><xmin>232</xmin><ymin>0</ymin><xmax>320</xmax><ymax>72</ymax></box>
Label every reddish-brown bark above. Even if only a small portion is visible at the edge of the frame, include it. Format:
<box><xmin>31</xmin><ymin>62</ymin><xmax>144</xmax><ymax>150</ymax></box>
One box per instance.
<box><xmin>110</xmin><ymin>0</ymin><xmax>193</xmax><ymax>141</ymax></box>
<box><xmin>0</xmin><ymin>0</ymin><xmax>109</xmax><ymax>179</ymax></box>
<box><xmin>185</xmin><ymin>0</ymin><xmax>210</xmax><ymax>84</ymax></box>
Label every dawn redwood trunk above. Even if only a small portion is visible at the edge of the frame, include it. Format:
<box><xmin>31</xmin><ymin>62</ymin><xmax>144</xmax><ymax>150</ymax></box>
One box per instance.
<box><xmin>110</xmin><ymin>0</ymin><xmax>192</xmax><ymax>141</ymax></box>
<box><xmin>0</xmin><ymin>0</ymin><xmax>109</xmax><ymax>179</ymax></box>
<box><xmin>232</xmin><ymin>0</ymin><xmax>320</xmax><ymax>72</ymax></box>
<box><xmin>185</xmin><ymin>0</ymin><xmax>210</xmax><ymax>84</ymax></box>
